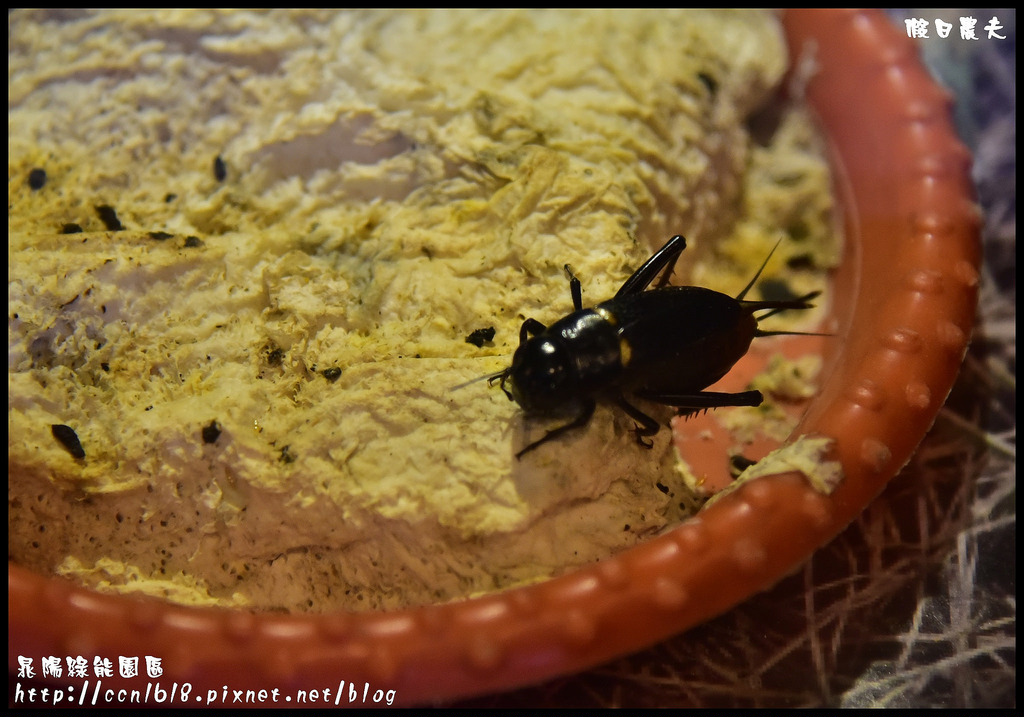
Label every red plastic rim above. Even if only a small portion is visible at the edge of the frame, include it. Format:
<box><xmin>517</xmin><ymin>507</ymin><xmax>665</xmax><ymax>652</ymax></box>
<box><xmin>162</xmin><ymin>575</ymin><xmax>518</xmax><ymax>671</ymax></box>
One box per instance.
<box><xmin>8</xmin><ymin>10</ymin><xmax>980</xmax><ymax>706</ymax></box>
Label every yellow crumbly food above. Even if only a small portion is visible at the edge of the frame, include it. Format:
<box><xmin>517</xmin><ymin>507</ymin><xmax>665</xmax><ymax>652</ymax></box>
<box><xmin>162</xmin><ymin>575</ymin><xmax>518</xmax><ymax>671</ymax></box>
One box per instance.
<box><xmin>8</xmin><ymin>9</ymin><xmax>836</xmax><ymax>612</ymax></box>
<box><xmin>700</xmin><ymin>436</ymin><xmax>844</xmax><ymax>509</ymax></box>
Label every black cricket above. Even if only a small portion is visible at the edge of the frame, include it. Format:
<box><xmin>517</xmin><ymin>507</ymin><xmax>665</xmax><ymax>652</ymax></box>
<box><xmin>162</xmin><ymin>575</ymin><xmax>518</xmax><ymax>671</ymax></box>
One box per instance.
<box><xmin>492</xmin><ymin>234</ymin><xmax>820</xmax><ymax>458</ymax></box>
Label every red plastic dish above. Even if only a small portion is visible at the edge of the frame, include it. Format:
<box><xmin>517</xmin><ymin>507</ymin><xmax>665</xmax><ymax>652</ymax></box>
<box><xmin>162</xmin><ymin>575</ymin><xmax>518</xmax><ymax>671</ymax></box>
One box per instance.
<box><xmin>8</xmin><ymin>9</ymin><xmax>980</xmax><ymax>707</ymax></box>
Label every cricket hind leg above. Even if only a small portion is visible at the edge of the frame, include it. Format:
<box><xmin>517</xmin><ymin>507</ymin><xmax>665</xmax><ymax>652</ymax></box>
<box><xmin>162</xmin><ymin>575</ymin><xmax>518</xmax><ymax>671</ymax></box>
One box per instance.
<box><xmin>614</xmin><ymin>234</ymin><xmax>688</xmax><ymax>299</ymax></box>
<box><xmin>636</xmin><ymin>388</ymin><xmax>764</xmax><ymax>417</ymax></box>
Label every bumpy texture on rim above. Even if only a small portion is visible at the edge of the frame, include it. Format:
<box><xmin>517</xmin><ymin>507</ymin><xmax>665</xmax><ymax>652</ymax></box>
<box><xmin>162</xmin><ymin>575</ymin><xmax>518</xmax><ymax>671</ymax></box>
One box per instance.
<box><xmin>8</xmin><ymin>10</ymin><xmax>980</xmax><ymax>706</ymax></box>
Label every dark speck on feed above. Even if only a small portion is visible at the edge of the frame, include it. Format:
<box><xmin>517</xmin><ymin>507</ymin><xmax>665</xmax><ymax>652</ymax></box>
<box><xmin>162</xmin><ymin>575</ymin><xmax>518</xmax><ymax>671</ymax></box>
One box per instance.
<box><xmin>28</xmin><ymin>168</ymin><xmax>47</xmax><ymax>190</ymax></box>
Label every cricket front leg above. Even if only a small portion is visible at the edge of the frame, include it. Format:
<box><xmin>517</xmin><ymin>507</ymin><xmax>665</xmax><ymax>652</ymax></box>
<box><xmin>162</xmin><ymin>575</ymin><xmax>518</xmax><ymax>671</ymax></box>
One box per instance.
<box><xmin>516</xmin><ymin>399</ymin><xmax>596</xmax><ymax>460</ymax></box>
